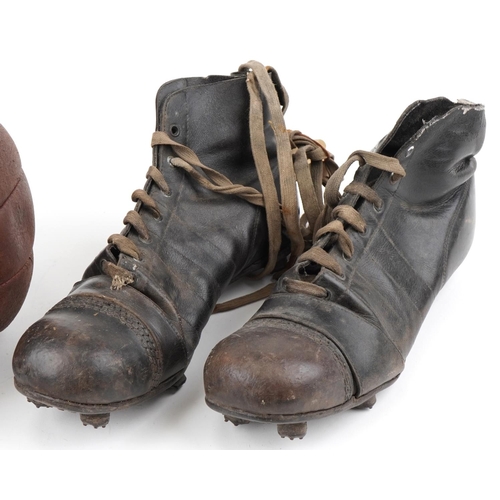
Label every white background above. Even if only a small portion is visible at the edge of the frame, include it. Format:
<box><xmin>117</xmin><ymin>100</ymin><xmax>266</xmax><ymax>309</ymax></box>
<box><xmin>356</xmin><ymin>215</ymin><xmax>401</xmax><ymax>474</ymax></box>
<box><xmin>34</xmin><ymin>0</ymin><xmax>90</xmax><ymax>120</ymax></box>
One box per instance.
<box><xmin>0</xmin><ymin>0</ymin><xmax>498</xmax><ymax>497</ymax></box>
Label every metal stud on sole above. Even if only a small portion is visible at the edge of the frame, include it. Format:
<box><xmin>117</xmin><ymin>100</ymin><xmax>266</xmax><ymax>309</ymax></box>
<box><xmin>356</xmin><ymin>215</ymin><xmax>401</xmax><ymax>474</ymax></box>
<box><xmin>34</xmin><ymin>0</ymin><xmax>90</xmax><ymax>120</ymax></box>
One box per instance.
<box><xmin>27</xmin><ymin>398</ymin><xmax>50</xmax><ymax>409</ymax></box>
<box><xmin>353</xmin><ymin>395</ymin><xmax>377</xmax><ymax>410</ymax></box>
<box><xmin>172</xmin><ymin>374</ymin><xmax>187</xmax><ymax>390</ymax></box>
<box><xmin>80</xmin><ymin>413</ymin><xmax>110</xmax><ymax>428</ymax></box>
<box><xmin>224</xmin><ymin>415</ymin><xmax>250</xmax><ymax>426</ymax></box>
<box><xmin>277</xmin><ymin>422</ymin><xmax>307</xmax><ymax>440</ymax></box>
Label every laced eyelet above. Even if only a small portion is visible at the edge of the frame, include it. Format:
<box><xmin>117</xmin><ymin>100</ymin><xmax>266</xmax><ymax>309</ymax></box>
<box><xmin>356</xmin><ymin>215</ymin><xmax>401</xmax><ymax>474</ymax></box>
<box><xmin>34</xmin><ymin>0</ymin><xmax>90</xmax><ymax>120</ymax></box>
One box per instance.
<box><xmin>373</xmin><ymin>200</ymin><xmax>384</xmax><ymax>213</ymax></box>
<box><xmin>139</xmin><ymin>236</ymin><xmax>152</xmax><ymax>245</ymax></box>
<box><xmin>342</xmin><ymin>252</ymin><xmax>352</xmax><ymax>262</ymax></box>
<box><xmin>336</xmin><ymin>271</ymin><xmax>346</xmax><ymax>281</ymax></box>
<box><xmin>169</xmin><ymin>124</ymin><xmax>180</xmax><ymax>137</ymax></box>
<box><xmin>390</xmin><ymin>172</ymin><xmax>401</xmax><ymax>185</ymax></box>
<box><xmin>153</xmin><ymin>212</ymin><xmax>164</xmax><ymax>222</ymax></box>
<box><xmin>166</xmin><ymin>156</ymin><xmax>175</xmax><ymax>167</ymax></box>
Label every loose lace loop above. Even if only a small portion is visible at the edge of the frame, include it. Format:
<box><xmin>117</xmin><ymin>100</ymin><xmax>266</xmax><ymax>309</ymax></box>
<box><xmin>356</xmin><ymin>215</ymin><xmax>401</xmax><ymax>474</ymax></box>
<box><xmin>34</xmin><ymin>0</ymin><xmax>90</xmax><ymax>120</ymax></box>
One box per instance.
<box><xmin>286</xmin><ymin>151</ymin><xmax>405</xmax><ymax>297</ymax></box>
<box><xmin>103</xmin><ymin>61</ymin><xmax>337</xmax><ymax>310</ymax></box>
<box><xmin>240</xmin><ymin>61</ymin><xmax>337</xmax><ymax>276</ymax></box>
<box><xmin>289</xmin><ymin>131</ymin><xmax>337</xmax><ymax>246</ymax></box>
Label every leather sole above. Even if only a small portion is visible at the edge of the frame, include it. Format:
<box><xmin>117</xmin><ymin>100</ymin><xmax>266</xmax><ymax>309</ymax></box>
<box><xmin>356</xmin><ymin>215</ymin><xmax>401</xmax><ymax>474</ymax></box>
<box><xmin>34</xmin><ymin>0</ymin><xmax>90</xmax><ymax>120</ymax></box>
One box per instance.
<box><xmin>14</xmin><ymin>369</ymin><xmax>187</xmax><ymax>428</ymax></box>
<box><xmin>205</xmin><ymin>375</ymin><xmax>399</xmax><ymax>440</ymax></box>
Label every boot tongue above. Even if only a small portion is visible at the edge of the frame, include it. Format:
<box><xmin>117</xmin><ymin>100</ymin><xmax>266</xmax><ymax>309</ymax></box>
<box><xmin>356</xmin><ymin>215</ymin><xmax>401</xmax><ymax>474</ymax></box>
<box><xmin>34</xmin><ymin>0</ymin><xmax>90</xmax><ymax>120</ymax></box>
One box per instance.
<box><xmin>336</xmin><ymin>163</ymin><xmax>373</xmax><ymax>210</ymax></box>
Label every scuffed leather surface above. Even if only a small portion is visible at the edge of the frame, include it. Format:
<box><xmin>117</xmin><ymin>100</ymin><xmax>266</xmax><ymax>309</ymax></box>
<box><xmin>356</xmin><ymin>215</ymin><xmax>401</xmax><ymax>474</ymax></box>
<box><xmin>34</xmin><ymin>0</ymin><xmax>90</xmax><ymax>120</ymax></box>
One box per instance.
<box><xmin>204</xmin><ymin>99</ymin><xmax>486</xmax><ymax>417</ymax></box>
<box><xmin>14</xmin><ymin>73</ymin><xmax>285</xmax><ymax>405</ymax></box>
<box><xmin>204</xmin><ymin>321</ymin><xmax>354</xmax><ymax>416</ymax></box>
<box><xmin>0</xmin><ymin>124</ymin><xmax>35</xmax><ymax>332</ymax></box>
<box><xmin>14</xmin><ymin>297</ymin><xmax>156</xmax><ymax>404</ymax></box>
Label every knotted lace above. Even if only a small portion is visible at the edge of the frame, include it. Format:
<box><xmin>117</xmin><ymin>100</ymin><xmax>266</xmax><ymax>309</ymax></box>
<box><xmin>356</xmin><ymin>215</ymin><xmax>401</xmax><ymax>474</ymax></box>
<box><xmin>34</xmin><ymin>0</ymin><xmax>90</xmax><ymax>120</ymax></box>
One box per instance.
<box><xmin>283</xmin><ymin>150</ymin><xmax>406</xmax><ymax>298</ymax></box>
<box><xmin>102</xmin><ymin>61</ymin><xmax>337</xmax><ymax>309</ymax></box>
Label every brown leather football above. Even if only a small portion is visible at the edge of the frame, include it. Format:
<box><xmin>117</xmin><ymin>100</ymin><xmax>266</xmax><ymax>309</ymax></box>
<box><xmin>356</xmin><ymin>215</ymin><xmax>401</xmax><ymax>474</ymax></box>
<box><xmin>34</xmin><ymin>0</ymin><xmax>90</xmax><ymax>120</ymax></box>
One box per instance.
<box><xmin>0</xmin><ymin>124</ymin><xmax>35</xmax><ymax>332</ymax></box>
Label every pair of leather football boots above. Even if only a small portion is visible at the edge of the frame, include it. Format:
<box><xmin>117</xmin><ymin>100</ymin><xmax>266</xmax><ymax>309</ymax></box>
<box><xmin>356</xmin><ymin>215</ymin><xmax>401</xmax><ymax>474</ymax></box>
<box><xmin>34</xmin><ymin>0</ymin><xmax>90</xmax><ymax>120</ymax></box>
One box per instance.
<box><xmin>11</xmin><ymin>61</ymin><xmax>486</xmax><ymax>439</ymax></box>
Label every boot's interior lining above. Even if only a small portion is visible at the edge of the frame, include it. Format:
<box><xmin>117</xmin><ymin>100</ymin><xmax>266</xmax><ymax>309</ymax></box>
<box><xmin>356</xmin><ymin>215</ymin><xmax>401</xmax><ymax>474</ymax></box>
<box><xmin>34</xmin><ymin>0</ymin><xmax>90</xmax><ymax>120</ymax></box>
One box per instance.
<box><xmin>381</xmin><ymin>98</ymin><xmax>456</xmax><ymax>157</ymax></box>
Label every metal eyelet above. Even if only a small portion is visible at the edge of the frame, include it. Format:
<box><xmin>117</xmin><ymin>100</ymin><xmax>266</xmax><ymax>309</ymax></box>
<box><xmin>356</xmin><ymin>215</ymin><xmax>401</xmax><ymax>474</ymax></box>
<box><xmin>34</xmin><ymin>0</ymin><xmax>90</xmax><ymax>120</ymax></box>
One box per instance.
<box><xmin>170</xmin><ymin>124</ymin><xmax>180</xmax><ymax>137</ymax></box>
<box><xmin>342</xmin><ymin>252</ymin><xmax>352</xmax><ymax>262</ymax></box>
<box><xmin>336</xmin><ymin>271</ymin><xmax>346</xmax><ymax>281</ymax></box>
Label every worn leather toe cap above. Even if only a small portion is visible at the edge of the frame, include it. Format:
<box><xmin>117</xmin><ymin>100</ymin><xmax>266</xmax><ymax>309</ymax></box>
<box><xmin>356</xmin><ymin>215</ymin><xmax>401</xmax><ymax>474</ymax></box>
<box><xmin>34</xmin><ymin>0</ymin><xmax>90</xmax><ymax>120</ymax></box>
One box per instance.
<box><xmin>13</xmin><ymin>294</ymin><xmax>162</xmax><ymax>405</ymax></box>
<box><xmin>204</xmin><ymin>320</ymin><xmax>355</xmax><ymax>418</ymax></box>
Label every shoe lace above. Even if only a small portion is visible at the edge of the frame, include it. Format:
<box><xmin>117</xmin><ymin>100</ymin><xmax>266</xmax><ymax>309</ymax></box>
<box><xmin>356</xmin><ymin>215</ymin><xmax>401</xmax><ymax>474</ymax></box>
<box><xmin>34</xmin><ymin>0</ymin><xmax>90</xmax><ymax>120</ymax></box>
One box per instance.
<box><xmin>102</xmin><ymin>61</ymin><xmax>338</xmax><ymax>308</ymax></box>
<box><xmin>282</xmin><ymin>150</ymin><xmax>406</xmax><ymax>298</ymax></box>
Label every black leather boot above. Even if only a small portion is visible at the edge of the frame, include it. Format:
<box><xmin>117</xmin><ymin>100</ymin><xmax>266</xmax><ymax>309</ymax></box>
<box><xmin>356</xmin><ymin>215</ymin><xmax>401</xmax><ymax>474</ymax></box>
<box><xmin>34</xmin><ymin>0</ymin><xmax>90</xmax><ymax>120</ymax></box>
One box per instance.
<box><xmin>204</xmin><ymin>97</ymin><xmax>486</xmax><ymax>439</ymax></box>
<box><xmin>13</xmin><ymin>61</ymin><xmax>335</xmax><ymax>427</ymax></box>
